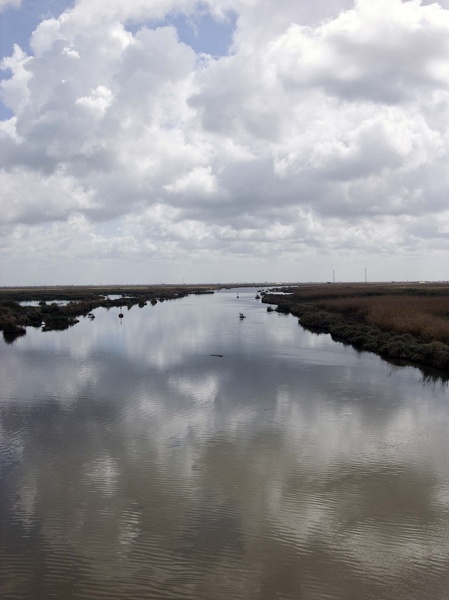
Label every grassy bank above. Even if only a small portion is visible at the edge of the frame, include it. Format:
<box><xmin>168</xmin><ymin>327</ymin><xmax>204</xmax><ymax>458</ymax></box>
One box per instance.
<box><xmin>263</xmin><ymin>283</ymin><xmax>449</xmax><ymax>373</ymax></box>
<box><xmin>0</xmin><ymin>285</ymin><xmax>214</xmax><ymax>343</ymax></box>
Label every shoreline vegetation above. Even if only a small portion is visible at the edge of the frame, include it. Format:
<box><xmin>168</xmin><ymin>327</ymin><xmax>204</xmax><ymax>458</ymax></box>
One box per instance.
<box><xmin>0</xmin><ymin>285</ymin><xmax>216</xmax><ymax>343</ymax></box>
<box><xmin>2</xmin><ymin>281</ymin><xmax>449</xmax><ymax>376</ymax></box>
<box><xmin>262</xmin><ymin>283</ymin><xmax>449</xmax><ymax>376</ymax></box>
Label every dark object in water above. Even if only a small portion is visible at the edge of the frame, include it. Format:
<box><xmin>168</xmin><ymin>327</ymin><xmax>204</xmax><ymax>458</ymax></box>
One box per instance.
<box><xmin>239</xmin><ymin>313</ymin><xmax>246</xmax><ymax>319</ymax></box>
<box><xmin>255</xmin><ymin>294</ymin><xmax>260</xmax><ymax>299</ymax></box>
<box><xmin>119</xmin><ymin>312</ymin><xmax>124</xmax><ymax>318</ymax></box>
<box><xmin>210</xmin><ymin>354</ymin><xmax>224</xmax><ymax>357</ymax></box>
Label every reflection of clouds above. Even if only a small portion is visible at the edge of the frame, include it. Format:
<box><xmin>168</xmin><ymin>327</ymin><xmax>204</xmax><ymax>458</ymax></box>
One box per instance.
<box><xmin>432</xmin><ymin>483</ymin><xmax>449</xmax><ymax>518</ymax></box>
<box><xmin>169</xmin><ymin>373</ymin><xmax>219</xmax><ymax>405</ymax></box>
<box><xmin>274</xmin><ymin>385</ymin><xmax>296</xmax><ymax>423</ymax></box>
<box><xmin>120</xmin><ymin>300</ymin><xmax>217</xmax><ymax>370</ymax></box>
<box><xmin>0</xmin><ymin>340</ymin><xmax>101</xmax><ymax>406</ymax></box>
<box><xmin>223</xmin><ymin>407</ymin><xmax>258</xmax><ymax>435</ymax></box>
<box><xmin>247</xmin><ymin>402</ymin><xmax>449</xmax><ymax>588</ymax></box>
<box><xmin>0</xmin><ymin>420</ymin><xmax>24</xmax><ymax>464</ymax></box>
<box><xmin>117</xmin><ymin>510</ymin><xmax>141</xmax><ymax>550</ymax></box>
<box><xmin>2</xmin><ymin>291</ymin><xmax>449</xmax><ymax>597</ymax></box>
<box><xmin>84</xmin><ymin>457</ymin><xmax>120</xmax><ymax>497</ymax></box>
<box><xmin>272</xmin><ymin>390</ymin><xmax>449</xmax><ymax>478</ymax></box>
<box><xmin>15</xmin><ymin>468</ymin><xmax>39</xmax><ymax>530</ymax></box>
<box><xmin>0</xmin><ymin>349</ymin><xmax>24</xmax><ymax>400</ymax></box>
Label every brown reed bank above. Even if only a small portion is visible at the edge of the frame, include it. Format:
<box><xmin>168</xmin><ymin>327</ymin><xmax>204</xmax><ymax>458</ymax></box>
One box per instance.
<box><xmin>263</xmin><ymin>283</ymin><xmax>449</xmax><ymax>374</ymax></box>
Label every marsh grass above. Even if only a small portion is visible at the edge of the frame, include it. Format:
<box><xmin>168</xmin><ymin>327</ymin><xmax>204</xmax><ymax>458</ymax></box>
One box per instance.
<box><xmin>264</xmin><ymin>283</ymin><xmax>449</xmax><ymax>373</ymax></box>
<box><xmin>316</xmin><ymin>296</ymin><xmax>449</xmax><ymax>344</ymax></box>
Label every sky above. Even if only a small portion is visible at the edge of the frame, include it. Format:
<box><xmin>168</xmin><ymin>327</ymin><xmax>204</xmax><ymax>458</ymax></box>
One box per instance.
<box><xmin>1</xmin><ymin>0</ymin><xmax>449</xmax><ymax>285</ymax></box>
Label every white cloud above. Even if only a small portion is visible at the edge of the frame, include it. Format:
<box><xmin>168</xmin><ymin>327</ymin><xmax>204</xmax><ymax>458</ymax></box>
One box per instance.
<box><xmin>0</xmin><ymin>0</ymin><xmax>21</xmax><ymax>12</ymax></box>
<box><xmin>0</xmin><ymin>45</ymin><xmax>32</xmax><ymax>115</ymax></box>
<box><xmin>265</xmin><ymin>0</ymin><xmax>449</xmax><ymax>103</ymax></box>
<box><xmin>2</xmin><ymin>0</ymin><xmax>449</xmax><ymax>284</ymax></box>
<box><xmin>164</xmin><ymin>166</ymin><xmax>218</xmax><ymax>196</ymax></box>
<box><xmin>75</xmin><ymin>85</ymin><xmax>113</xmax><ymax>116</ymax></box>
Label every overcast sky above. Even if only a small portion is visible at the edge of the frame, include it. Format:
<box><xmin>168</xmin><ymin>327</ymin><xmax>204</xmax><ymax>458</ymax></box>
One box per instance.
<box><xmin>1</xmin><ymin>0</ymin><xmax>449</xmax><ymax>285</ymax></box>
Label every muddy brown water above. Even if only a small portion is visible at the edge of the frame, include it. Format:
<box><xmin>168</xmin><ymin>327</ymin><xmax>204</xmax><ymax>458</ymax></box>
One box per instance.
<box><xmin>1</xmin><ymin>289</ymin><xmax>449</xmax><ymax>600</ymax></box>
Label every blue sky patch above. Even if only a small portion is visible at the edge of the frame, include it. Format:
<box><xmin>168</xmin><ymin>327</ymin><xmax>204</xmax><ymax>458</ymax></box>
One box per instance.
<box><xmin>164</xmin><ymin>10</ymin><xmax>236</xmax><ymax>57</ymax></box>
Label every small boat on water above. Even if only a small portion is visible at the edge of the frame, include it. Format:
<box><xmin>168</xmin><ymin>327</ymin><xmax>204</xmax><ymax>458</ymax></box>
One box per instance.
<box><xmin>239</xmin><ymin>313</ymin><xmax>246</xmax><ymax>319</ymax></box>
<box><xmin>255</xmin><ymin>294</ymin><xmax>260</xmax><ymax>299</ymax></box>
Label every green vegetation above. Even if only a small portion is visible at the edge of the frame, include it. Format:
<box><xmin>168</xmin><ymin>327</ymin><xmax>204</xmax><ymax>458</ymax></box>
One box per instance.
<box><xmin>263</xmin><ymin>283</ymin><xmax>449</xmax><ymax>374</ymax></box>
<box><xmin>0</xmin><ymin>285</ymin><xmax>215</xmax><ymax>343</ymax></box>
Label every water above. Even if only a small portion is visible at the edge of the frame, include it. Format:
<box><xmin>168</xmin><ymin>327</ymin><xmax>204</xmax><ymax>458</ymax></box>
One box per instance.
<box><xmin>1</xmin><ymin>289</ymin><xmax>449</xmax><ymax>600</ymax></box>
<box><xmin>19</xmin><ymin>300</ymin><xmax>71</xmax><ymax>306</ymax></box>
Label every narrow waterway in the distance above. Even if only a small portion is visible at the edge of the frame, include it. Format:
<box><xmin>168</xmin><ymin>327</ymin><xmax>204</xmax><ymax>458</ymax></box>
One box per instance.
<box><xmin>1</xmin><ymin>288</ymin><xmax>449</xmax><ymax>600</ymax></box>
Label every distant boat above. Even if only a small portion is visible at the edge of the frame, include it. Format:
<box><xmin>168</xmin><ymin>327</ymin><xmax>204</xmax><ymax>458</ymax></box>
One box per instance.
<box><xmin>237</xmin><ymin>294</ymin><xmax>239</xmax><ymax>298</ymax></box>
<box><xmin>255</xmin><ymin>294</ymin><xmax>260</xmax><ymax>299</ymax></box>
<box><xmin>239</xmin><ymin>313</ymin><xmax>246</xmax><ymax>319</ymax></box>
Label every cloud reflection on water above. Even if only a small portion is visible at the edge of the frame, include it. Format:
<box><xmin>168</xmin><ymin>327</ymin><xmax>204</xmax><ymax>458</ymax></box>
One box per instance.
<box><xmin>1</xmin><ymin>291</ymin><xmax>449</xmax><ymax>599</ymax></box>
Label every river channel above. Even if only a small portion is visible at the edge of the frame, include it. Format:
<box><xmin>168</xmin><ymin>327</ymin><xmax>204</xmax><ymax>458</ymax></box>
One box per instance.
<box><xmin>1</xmin><ymin>288</ymin><xmax>449</xmax><ymax>600</ymax></box>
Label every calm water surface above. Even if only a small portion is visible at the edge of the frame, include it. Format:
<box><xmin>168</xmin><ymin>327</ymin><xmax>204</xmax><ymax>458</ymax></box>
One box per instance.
<box><xmin>1</xmin><ymin>289</ymin><xmax>449</xmax><ymax>600</ymax></box>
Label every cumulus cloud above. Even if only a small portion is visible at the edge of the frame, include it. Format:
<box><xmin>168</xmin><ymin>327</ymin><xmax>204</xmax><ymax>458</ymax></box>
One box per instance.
<box><xmin>265</xmin><ymin>0</ymin><xmax>449</xmax><ymax>103</ymax></box>
<box><xmin>1</xmin><ymin>0</ymin><xmax>449</xmax><ymax>283</ymax></box>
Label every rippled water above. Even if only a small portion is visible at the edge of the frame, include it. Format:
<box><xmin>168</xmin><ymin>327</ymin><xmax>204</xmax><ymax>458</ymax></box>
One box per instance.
<box><xmin>1</xmin><ymin>289</ymin><xmax>449</xmax><ymax>600</ymax></box>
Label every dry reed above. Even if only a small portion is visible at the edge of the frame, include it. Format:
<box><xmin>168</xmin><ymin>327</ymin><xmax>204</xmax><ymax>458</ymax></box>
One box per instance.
<box><xmin>315</xmin><ymin>295</ymin><xmax>449</xmax><ymax>343</ymax></box>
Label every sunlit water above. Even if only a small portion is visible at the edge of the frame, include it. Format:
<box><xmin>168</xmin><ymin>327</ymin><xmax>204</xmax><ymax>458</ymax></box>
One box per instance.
<box><xmin>1</xmin><ymin>289</ymin><xmax>449</xmax><ymax>600</ymax></box>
